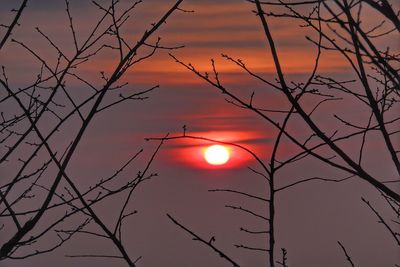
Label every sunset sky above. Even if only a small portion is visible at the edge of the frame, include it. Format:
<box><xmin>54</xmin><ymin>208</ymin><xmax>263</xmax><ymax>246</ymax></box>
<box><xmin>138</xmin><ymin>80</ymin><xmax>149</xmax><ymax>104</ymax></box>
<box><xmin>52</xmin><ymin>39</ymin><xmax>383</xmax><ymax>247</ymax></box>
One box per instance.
<box><xmin>1</xmin><ymin>0</ymin><xmax>399</xmax><ymax>266</ymax></box>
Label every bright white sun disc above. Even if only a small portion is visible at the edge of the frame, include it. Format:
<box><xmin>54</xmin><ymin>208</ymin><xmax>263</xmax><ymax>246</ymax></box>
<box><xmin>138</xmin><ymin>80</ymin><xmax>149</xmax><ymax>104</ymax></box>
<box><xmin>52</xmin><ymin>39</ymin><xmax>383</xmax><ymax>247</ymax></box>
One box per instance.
<box><xmin>204</xmin><ymin>145</ymin><xmax>230</xmax><ymax>165</ymax></box>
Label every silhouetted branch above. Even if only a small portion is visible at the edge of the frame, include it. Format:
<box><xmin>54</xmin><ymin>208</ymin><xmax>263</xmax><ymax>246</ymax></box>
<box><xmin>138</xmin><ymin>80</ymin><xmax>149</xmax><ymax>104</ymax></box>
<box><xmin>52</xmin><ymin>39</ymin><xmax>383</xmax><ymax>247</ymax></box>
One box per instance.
<box><xmin>362</xmin><ymin>197</ymin><xmax>400</xmax><ymax>246</ymax></box>
<box><xmin>234</xmin><ymin>244</ymin><xmax>269</xmax><ymax>252</ymax></box>
<box><xmin>337</xmin><ymin>241</ymin><xmax>355</xmax><ymax>267</ymax></box>
<box><xmin>209</xmin><ymin>189</ymin><xmax>269</xmax><ymax>202</ymax></box>
<box><xmin>276</xmin><ymin>248</ymin><xmax>288</xmax><ymax>267</ymax></box>
<box><xmin>146</xmin><ymin>134</ymin><xmax>271</xmax><ymax>176</ymax></box>
<box><xmin>275</xmin><ymin>175</ymin><xmax>354</xmax><ymax>192</ymax></box>
<box><xmin>166</xmin><ymin>214</ymin><xmax>240</xmax><ymax>267</ymax></box>
<box><xmin>0</xmin><ymin>0</ymin><xmax>28</xmax><ymax>50</ymax></box>
<box><xmin>225</xmin><ymin>205</ymin><xmax>269</xmax><ymax>221</ymax></box>
<box><xmin>240</xmin><ymin>227</ymin><xmax>269</xmax><ymax>235</ymax></box>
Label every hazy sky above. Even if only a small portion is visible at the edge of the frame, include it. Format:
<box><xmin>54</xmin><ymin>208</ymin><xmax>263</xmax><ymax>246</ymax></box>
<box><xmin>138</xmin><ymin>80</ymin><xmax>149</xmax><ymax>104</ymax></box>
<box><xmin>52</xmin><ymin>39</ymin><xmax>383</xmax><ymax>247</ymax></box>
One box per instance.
<box><xmin>0</xmin><ymin>0</ymin><xmax>399</xmax><ymax>266</ymax></box>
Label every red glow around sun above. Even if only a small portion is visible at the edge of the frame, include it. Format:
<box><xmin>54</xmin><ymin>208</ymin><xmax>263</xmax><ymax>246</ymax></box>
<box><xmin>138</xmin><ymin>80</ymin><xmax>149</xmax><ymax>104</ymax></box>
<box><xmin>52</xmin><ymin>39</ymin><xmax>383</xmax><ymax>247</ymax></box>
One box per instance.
<box><xmin>161</xmin><ymin>131</ymin><xmax>270</xmax><ymax>170</ymax></box>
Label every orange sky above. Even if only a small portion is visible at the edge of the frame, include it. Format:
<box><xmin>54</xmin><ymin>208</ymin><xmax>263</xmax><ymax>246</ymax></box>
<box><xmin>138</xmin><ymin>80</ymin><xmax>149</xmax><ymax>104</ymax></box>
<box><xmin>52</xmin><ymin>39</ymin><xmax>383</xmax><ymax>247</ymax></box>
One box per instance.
<box><xmin>0</xmin><ymin>0</ymin><xmax>355</xmax><ymax>83</ymax></box>
<box><xmin>0</xmin><ymin>0</ymin><xmax>384</xmax><ymax>170</ymax></box>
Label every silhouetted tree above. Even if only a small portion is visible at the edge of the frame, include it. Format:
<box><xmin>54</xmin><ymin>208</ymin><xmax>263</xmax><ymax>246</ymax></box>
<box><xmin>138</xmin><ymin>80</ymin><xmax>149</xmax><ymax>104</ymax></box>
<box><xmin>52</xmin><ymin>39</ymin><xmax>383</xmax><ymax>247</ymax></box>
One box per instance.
<box><xmin>149</xmin><ymin>0</ymin><xmax>399</xmax><ymax>266</ymax></box>
<box><xmin>0</xmin><ymin>0</ymin><xmax>185</xmax><ymax>266</ymax></box>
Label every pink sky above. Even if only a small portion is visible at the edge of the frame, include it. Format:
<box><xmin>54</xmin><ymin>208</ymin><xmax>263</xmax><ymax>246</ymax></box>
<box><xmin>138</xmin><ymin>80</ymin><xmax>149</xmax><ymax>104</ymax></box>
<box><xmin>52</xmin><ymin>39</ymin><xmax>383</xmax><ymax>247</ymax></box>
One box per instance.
<box><xmin>0</xmin><ymin>0</ymin><xmax>399</xmax><ymax>266</ymax></box>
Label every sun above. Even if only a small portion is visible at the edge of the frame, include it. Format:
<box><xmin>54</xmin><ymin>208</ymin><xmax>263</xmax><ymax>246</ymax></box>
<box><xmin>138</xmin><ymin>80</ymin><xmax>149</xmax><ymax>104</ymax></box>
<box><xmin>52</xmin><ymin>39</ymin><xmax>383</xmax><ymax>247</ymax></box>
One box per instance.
<box><xmin>204</xmin><ymin>145</ymin><xmax>230</xmax><ymax>165</ymax></box>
